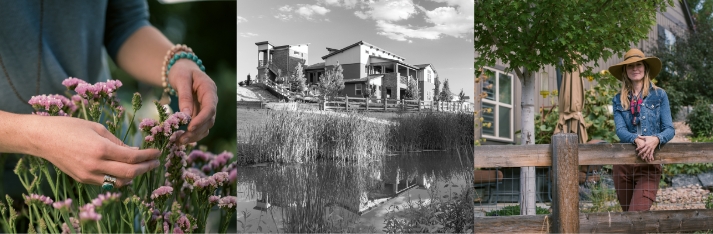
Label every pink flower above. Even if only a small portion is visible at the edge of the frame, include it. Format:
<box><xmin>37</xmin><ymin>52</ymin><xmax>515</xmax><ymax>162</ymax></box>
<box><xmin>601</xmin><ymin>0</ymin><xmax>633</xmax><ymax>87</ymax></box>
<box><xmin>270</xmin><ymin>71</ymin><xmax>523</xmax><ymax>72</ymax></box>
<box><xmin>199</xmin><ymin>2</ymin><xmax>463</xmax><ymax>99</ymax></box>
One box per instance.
<box><xmin>151</xmin><ymin>186</ymin><xmax>173</xmax><ymax>200</ymax></box>
<box><xmin>229</xmin><ymin>168</ymin><xmax>237</xmax><ymax>184</ymax></box>
<box><xmin>173</xmin><ymin>227</ymin><xmax>185</xmax><ymax>234</ymax></box>
<box><xmin>140</xmin><ymin>119</ymin><xmax>159</xmax><ymax>131</ymax></box>
<box><xmin>24</xmin><ymin>194</ymin><xmax>53</xmax><ymax>205</ymax></box>
<box><xmin>28</xmin><ymin>95</ymin><xmax>64</xmax><ymax>111</ymax></box>
<box><xmin>193</xmin><ymin>177</ymin><xmax>216</xmax><ymax>189</ymax></box>
<box><xmin>91</xmin><ymin>192</ymin><xmax>120</xmax><ymax>207</ymax></box>
<box><xmin>176</xmin><ymin>214</ymin><xmax>193</xmax><ymax>232</ymax></box>
<box><xmin>145</xmin><ymin>135</ymin><xmax>155</xmax><ymax>142</ymax></box>
<box><xmin>173</xmin><ymin>112</ymin><xmax>191</xmax><ymax>125</ymax></box>
<box><xmin>33</xmin><ymin>111</ymin><xmax>50</xmax><ymax>116</ymax></box>
<box><xmin>187</xmin><ymin>150</ymin><xmax>209</xmax><ymax>164</ymax></box>
<box><xmin>208</xmin><ymin>195</ymin><xmax>220</xmax><ymax>205</ymax></box>
<box><xmin>52</xmin><ymin>199</ymin><xmax>72</xmax><ymax>210</ymax></box>
<box><xmin>217</xmin><ymin>196</ymin><xmax>237</xmax><ymax>209</ymax></box>
<box><xmin>79</xmin><ymin>204</ymin><xmax>102</xmax><ymax>222</ymax></box>
<box><xmin>169</xmin><ymin>130</ymin><xmax>184</xmax><ymax>143</ymax></box>
<box><xmin>61</xmin><ymin>77</ymin><xmax>87</xmax><ymax>90</ymax></box>
<box><xmin>211</xmin><ymin>172</ymin><xmax>229</xmax><ymax>186</ymax></box>
<box><xmin>183</xmin><ymin>170</ymin><xmax>202</xmax><ymax>184</ymax></box>
<box><xmin>61</xmin><ymin>217</ymin><xmax>81</xmax><ymax>234</ymax></box>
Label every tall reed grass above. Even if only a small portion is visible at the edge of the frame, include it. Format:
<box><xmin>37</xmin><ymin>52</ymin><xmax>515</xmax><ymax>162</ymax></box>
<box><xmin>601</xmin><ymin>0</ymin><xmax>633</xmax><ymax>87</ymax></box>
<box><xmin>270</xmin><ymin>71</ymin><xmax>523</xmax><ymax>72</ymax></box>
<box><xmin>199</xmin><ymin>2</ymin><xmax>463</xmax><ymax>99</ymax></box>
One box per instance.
<box><xmin>241</xmin><ymin>110</ymin><xmax>473</xmax><ymax>164</ymax></box>
<box><xmin>388</xmin><ymin>111</ymin><xmax>474</xmax><ymax>154</ymax></box>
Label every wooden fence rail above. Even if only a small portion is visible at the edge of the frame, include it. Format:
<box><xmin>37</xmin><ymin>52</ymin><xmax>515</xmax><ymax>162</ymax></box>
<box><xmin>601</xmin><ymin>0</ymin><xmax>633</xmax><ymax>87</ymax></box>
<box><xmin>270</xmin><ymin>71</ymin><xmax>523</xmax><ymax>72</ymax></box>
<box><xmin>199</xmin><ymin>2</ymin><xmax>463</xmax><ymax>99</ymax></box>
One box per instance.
<box><xmin>475</xmin><ymin>209</ymin><xmax>713</xmax><ymax>233</ymax></box>
<box><xmin>474</xmin><ymin>142</ymin><xmax>713</xmax><ymax>168</ymax></box>
<box><xmin>322</xmin><ymin>94</ymin><xmax>471</xmax><ymax>113</ymax></box>
<box><xmin>474</xmin><ymin>136</ymin><xmax>713</xmax><ymax>233</ymax></box>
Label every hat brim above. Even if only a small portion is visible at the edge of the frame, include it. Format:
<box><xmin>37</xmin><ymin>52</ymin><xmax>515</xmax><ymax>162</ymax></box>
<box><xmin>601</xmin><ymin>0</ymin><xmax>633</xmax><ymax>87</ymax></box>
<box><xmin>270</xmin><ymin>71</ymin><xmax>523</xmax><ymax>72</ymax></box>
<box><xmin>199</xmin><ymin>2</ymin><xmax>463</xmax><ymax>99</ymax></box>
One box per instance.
<box><xmin>608</xmin><ymin>57</ymin><xmax>662</xmax><ymax>81</ymax></box>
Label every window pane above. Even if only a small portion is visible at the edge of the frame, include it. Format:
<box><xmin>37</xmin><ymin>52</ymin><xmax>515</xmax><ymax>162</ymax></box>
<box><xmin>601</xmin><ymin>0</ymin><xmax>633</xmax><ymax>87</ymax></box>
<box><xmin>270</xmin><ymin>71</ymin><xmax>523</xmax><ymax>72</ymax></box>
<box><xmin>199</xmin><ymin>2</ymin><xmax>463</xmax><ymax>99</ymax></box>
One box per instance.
<box><xmin>499</xmin><ymin>73</ymin><xmax>512</xmax><ymax>104</ymax></box>
<box><xmin>482</xmin><ymin>72</ymin><xmax>495</xmax><ymax>101</ymax></box>
<box><xmin>498</xmin><ymin>106</ymin><xmax>511</xmax><ymax>139</ymax></box>
<box><xmin>482</xmin><ymin>102</ymin><xmax>495</xmax><ymax>136</ymax></box>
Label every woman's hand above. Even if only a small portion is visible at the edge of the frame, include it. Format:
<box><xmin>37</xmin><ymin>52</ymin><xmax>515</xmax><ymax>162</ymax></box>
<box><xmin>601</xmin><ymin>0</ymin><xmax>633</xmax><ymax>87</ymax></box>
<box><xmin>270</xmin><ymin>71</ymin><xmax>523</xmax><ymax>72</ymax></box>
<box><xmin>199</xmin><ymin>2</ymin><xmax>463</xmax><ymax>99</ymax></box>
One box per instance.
<box><xmin>636</xmin><ymin>136</ymin><xmax>660</xmax><ymax>162</ymax></box>
<box><xmin>168</xmin><ymin>59</ymin><xmax>218</xmax><ymax>145</ymax></box>
<box><xmin>16</xmin><ymin>114</ymin><xmax>161</xmax><ymax>188</ymax></box>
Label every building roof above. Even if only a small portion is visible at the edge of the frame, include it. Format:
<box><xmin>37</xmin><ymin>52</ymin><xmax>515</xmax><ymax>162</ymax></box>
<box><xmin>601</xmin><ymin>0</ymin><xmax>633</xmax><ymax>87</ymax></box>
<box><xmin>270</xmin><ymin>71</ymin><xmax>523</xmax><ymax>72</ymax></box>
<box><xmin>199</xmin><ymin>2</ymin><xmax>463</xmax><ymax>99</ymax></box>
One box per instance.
<box><xmin>304</xmin><ymin>62</ymin><xmax>325</xmax><ymax>70</ymax></box>
<box><xmin>255</xmin><ymin>41</ymin><xmax>271</xmax><ymax>46</ymax></box>
<box><xmin>343</xmin><ymin>74</ymin><xmax>383</xmax><ymax>84</ymax></box>
<box><xmin>368</xmin><ymin>56</ymin><xmax>418</xmax><ymax>69</ymax></box>
<box><xmin>321</xmin><ymin>41</ymin><xmax>404</xmax><ymax>60</ymax></box>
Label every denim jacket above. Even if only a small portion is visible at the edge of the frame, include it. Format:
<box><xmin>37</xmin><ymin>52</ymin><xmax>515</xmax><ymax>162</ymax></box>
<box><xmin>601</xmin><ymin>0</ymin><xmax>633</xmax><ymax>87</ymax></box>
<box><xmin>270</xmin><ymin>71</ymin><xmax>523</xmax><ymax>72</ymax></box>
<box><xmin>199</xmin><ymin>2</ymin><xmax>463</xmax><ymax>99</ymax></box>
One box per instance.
<box><xmin>612</xmin><ymin>84</ymin><xmax>675</xmax><ymax>146</ymax></box>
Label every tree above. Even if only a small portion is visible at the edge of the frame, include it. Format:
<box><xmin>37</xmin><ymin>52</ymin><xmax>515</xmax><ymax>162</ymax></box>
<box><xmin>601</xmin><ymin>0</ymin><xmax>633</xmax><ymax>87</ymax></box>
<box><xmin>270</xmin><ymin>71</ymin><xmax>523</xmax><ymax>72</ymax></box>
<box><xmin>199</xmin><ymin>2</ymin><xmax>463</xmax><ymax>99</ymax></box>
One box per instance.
<box><xmin>289</xmin><ymin>63</ymin><xmax>307</xmax><ymax>93</ymax></box>
<box><xmin>650</xmin><ymin>0</ymin><xmax>713</xmax><ymax>118</ymax></box>
<box><xmin>247</xmin><ymin>73</ymin><xmax>251</xmax><ymax>85</ymax></box>
<box><xmin>439</xmin><ymin>79</ymin><xmax>452</xmax><ymax>102</ymax></box>
<box><xmin>458</xmin><ymin>89</ymin><xmax>466</xmax><ymax>103</ymax></box>
<box><xmin>474</xmin><ymin>0</ymin><xmax>672</xmax><ymax>215</ymax></box>
<box><xmin>406</xmin><ymin>78</ymin><xmax>420</xmax><ymax>100</ymax></box>
<box><xmin>318</xmin><ymin>62</ymin><xmax>345</xmax><ymax>100</ymax></box>
<box><xmin>433</xmin><ymin>77</ymin><xmax>441</xmax><ymax>102</ymax></box>
<box><xmin>364</xmin><ymin>84</ymin><xmax>378</xmax><ymax>99</ymax></box>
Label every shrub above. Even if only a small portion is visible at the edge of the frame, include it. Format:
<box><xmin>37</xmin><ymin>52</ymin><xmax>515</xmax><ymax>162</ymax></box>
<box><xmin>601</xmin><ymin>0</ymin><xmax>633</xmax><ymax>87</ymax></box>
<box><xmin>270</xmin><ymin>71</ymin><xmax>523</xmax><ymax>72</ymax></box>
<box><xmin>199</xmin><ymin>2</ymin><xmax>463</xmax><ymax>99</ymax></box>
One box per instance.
<box><xmin>383</xmin><ymin>186</ymin><xmax>473</xmax><ymax>233</ymax></box>
<box><xmin>686</xmin><ymin>100</ymin><xmax>713</xmax><ymax>138</ymax></box>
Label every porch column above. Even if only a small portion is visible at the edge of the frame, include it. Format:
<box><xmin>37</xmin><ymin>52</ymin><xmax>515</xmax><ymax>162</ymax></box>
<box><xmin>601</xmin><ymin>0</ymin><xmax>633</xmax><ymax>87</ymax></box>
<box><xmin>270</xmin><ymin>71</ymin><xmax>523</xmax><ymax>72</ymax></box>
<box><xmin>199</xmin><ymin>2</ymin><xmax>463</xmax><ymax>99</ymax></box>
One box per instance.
<box><xmin>394</xmin><ymin>63</ymin><xmax>400</xmax><ymax>100</ymax></box>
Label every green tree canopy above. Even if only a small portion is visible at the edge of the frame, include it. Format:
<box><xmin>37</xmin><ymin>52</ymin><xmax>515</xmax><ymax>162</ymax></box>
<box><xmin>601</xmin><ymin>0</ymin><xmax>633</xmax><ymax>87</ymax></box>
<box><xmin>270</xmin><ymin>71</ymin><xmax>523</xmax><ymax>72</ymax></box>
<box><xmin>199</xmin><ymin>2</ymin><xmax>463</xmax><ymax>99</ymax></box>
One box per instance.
<box><xmin>651</xmin><ymin>0</ymin><xmax>713</xmax><ymax>117</ymax></box>
<box><xmin>318</xmin><ymin>63</ymin><xmax>345</xmax><ymax>99</ymax></box>
<box><xmin>474</xmin><ymin>0</ymin><xmax>673</xmax><ymax>76</ymax></box>
<box><xmin>433</xmin><ymin>77</ymin><xmax>441</xmax><ymax>101</ymax></box>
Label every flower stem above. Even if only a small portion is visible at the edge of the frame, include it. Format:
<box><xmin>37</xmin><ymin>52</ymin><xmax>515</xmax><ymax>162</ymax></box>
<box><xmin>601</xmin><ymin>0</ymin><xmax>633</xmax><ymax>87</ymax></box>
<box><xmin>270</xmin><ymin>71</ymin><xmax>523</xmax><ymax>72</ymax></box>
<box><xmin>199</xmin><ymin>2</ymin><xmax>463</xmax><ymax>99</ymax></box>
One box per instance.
<box><xmin>123</xmin><ymin>112</ymin><xmax>137</xmax><ymax>143</ymax></box>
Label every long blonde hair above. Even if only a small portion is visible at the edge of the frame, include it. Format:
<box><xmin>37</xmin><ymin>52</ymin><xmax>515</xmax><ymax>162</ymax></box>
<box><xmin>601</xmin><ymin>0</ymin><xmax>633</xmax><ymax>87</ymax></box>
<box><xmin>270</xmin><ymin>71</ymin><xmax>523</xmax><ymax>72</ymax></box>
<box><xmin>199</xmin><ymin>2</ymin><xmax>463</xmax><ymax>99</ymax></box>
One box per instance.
<box><xmin>619</xmin><ymin>61</ymin><xmax>658</xmax><ymax>109</ymax></box>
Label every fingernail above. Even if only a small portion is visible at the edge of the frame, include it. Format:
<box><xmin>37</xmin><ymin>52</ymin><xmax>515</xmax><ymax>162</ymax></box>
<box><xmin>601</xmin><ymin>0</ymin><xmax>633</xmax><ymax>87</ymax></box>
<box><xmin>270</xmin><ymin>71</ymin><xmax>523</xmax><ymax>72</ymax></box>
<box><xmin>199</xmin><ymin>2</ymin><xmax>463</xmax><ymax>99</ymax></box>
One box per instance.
<box><xmin>182</xmin><ymin>108</ymin><xmax>191</xmax><ymax>116</ymax></box>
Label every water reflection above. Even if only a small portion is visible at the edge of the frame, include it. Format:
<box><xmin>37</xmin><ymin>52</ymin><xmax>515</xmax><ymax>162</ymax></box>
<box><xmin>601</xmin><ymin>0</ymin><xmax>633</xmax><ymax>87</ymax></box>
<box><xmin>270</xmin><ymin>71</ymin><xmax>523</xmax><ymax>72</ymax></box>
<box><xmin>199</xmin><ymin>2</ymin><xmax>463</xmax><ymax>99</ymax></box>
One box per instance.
<box><xmin>236</xmin><ymin>151</ymin><xmax>472</xmax><ymax>233</ymax></box>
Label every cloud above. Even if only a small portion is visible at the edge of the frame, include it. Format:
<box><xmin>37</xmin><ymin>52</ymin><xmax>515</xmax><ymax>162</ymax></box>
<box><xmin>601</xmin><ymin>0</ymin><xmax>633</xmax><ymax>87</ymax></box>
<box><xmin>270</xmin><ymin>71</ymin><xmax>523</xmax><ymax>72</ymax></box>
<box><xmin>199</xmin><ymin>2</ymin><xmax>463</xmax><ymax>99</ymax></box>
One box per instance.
<box><xmin>239</xmin><ymin>32</ymin><xmax>259</xmax><ymax>37</ymax></box>
<box><xmin>237</xmin><ymin>16</ymin><xmax>247</xmax><ymax>24</ymax></box>
<box><xmin>319</xmin><ymin>0</ymin><xmax>361</xmax><ymax>8</ymax></box>
<box><xmin>358</xmin><ymin>0</ymin><xmax>417</xmax><ymax>22</ymax></box>
<box><xmin>296</xmin><ymin>5</ymin><xmax>330</xmax><ymax>19</ymax></box>
<box><xmin>354</xmin><ymin>11</ymin><xmax>369</xmax><ymax>19</ymax></box>
<box><xmin>376</xmin><ymin>20</ymin><xmax>441</xmax><ymax>41</ymax></box>
<box><xmin>275</xmin><ymin>4</ymin><xmax>331</xmax><ymax>21</ymax></box>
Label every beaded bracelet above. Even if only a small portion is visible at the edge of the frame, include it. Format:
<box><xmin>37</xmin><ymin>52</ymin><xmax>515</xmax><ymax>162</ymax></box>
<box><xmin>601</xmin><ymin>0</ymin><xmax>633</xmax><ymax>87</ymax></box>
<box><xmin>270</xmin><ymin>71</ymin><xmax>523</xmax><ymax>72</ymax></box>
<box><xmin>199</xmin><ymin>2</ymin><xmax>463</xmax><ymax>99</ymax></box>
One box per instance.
<box><xmin>161</xmin><ymin>44</ymin><xmax>205</xmax><ymax>95</ymax></box>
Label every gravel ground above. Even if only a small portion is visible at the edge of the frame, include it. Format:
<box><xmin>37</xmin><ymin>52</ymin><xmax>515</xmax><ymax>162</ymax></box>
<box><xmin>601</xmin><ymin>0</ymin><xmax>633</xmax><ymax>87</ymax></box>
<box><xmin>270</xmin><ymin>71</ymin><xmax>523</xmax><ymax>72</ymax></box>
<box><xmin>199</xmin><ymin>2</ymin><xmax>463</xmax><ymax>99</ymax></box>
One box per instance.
<box><xmin>652</xmin><ymin>185</ymin><xmax>710</xmax><ymax>210</ymax></box>
<box><xmin>670</xmin><ymin>121</ymin><xmax>692</xmax><ymax>143</ymax></box>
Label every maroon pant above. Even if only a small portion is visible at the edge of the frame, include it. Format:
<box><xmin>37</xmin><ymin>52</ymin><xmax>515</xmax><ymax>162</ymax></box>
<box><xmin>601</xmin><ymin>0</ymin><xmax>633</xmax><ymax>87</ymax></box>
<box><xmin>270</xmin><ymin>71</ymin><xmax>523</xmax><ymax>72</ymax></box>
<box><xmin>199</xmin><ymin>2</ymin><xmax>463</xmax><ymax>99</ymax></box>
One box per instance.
<box><xmin>612</xmin><ymin>164</ymin><xmax>661</xmax><ymax>211</ymax></box>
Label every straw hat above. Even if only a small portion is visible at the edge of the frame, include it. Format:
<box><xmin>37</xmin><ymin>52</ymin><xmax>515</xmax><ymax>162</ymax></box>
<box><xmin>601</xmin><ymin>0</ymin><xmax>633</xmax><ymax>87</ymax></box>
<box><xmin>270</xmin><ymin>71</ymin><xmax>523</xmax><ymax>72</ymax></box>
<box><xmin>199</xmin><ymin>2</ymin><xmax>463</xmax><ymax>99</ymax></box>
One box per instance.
<box><xmin>608</xmin><ymin>48</ymin><xmax>662</xmax><ymax>81</ymax></box>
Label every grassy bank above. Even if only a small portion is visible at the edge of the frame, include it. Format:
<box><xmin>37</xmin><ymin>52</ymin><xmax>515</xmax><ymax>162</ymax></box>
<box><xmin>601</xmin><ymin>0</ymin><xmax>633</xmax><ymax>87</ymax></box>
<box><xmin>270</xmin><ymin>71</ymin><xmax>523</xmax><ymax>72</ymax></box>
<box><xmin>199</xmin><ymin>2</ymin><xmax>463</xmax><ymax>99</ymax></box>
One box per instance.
<box><xmin>238</xmin><ymin>110</ymin><xmax>473</xmax><ymax>164</ymax></box>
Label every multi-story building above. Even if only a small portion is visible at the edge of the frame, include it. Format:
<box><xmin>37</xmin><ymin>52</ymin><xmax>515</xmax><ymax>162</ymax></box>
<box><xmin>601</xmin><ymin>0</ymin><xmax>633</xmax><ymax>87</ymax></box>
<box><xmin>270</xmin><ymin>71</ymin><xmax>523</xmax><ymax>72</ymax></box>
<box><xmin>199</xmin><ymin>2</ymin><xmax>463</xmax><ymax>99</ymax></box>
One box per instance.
<box><xmin>256</xmin><ymin>40</ymin><xmax>437</xmax><ymax>101</ymax></box>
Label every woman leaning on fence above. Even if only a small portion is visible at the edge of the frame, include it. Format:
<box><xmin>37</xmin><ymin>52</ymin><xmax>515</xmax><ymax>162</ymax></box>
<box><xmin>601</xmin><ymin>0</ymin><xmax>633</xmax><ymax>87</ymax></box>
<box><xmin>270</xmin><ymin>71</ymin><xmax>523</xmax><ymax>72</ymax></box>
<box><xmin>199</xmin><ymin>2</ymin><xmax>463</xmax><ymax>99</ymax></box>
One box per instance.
<box><xmin>609</xmin><ymin>48</ymin><xmax>675</xmax><ymax>211</ymax></box>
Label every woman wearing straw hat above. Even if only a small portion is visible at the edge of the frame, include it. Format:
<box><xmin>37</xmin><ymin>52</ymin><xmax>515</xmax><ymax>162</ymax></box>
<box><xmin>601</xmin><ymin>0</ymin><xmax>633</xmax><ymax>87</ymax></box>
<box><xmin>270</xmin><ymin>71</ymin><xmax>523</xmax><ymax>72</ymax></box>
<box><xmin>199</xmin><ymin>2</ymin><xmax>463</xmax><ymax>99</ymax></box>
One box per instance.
<box><xmin>609</xmin><ymin>48</ymin><xmax>675</xmax><ymax>211</ymax></box>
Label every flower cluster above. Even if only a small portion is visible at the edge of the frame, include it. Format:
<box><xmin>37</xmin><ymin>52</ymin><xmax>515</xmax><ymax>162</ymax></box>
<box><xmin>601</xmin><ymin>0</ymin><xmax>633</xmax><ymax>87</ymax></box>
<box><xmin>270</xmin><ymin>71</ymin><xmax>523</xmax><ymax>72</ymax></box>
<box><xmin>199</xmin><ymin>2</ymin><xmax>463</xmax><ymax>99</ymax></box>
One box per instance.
<box><xmin>91</xmin><ymin>192</ymin><xmax>120</xmax><ymax>208</ymax></box>
<box><xmin>23</xmin><ymin>194</ymin><xmax>53</xmax><ymax>206</ymax></box>
<box><xmin>13</xmin><ymin>77</ymin><xmax>237</xmax><ymax>234</ymax></box>
<box><xmin>217</xmin><ymin>196</ymin><xmax>237</xmax><ymax>209</ymax></box>
<box><xmin>78</xmin><ymin>204</ymin><xmax>102</xmax><ymax>222</ymax></box>
<box><xmin>52</xmin><ymin>199</ymin><xmax>72</xmax><ymax>210</ymax></box>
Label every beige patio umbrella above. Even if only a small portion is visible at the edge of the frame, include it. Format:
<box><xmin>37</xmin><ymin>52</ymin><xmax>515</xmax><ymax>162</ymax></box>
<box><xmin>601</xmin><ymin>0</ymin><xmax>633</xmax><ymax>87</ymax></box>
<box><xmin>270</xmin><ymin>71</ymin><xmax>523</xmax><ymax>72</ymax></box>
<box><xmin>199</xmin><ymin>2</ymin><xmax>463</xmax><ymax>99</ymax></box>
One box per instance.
<box><xmin>553</xmin><ymin>63</ymin><xmax>588</xmax><ymax>144</ymax></box>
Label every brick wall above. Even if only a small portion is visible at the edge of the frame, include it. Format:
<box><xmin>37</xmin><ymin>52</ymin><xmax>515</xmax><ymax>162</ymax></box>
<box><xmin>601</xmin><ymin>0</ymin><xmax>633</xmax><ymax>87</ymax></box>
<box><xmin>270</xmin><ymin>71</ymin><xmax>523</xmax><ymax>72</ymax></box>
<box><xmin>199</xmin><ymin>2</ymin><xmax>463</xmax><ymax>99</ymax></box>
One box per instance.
<box><xmin>382</xmin><ymin>73</ymin><xmax>400</xmax><ymax>100</ymax></box>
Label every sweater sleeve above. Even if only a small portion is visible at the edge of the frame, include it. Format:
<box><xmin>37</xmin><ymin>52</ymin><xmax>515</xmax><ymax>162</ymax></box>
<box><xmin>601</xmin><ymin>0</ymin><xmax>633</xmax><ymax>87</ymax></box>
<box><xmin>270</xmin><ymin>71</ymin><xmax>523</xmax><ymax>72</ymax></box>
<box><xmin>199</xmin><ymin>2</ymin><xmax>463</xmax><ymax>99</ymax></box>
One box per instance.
<box><xmin>104</xmin><ymin>0</ymin><xmax>150</xmax><ymax>61</ymax></box>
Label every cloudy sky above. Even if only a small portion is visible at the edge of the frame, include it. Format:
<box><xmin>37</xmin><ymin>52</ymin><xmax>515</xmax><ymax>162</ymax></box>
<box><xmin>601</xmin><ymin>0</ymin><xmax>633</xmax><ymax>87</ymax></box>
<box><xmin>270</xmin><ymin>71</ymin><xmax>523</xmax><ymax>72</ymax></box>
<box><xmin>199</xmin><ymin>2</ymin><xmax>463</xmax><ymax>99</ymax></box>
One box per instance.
<box><xmin>237</xmin><ymin>0</ymin><xmax>474</xmax><ymax>101</ymax></box>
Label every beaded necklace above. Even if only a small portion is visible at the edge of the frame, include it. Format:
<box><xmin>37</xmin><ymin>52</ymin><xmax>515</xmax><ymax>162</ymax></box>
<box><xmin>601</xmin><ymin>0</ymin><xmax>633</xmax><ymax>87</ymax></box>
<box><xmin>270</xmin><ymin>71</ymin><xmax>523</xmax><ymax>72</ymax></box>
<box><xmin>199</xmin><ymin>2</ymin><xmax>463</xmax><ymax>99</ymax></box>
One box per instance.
<box><xmin>0</xmin><ymin>0</ymin><xmax>44</xmax><ymax>107</ymax></box>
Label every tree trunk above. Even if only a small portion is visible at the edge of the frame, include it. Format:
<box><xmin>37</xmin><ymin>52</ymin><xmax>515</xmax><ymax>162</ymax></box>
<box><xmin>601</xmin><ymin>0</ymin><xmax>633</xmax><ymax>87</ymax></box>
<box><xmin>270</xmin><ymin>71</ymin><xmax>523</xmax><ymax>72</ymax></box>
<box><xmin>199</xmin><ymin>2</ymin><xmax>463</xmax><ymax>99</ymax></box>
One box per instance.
<box><xmin>520</xmin><ymin>68</ymin><xmax>537</xmax><ymax>216</ymax></box>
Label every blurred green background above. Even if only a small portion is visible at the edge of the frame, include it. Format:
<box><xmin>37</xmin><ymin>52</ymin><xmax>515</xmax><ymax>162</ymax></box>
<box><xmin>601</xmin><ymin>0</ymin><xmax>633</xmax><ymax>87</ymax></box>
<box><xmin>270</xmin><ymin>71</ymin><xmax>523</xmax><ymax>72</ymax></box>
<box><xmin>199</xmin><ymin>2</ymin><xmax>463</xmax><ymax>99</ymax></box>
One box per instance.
<box><xmin>109</xmin><ymin>0</ymin><xmax>237</xmax><ymax>154</ymax></box>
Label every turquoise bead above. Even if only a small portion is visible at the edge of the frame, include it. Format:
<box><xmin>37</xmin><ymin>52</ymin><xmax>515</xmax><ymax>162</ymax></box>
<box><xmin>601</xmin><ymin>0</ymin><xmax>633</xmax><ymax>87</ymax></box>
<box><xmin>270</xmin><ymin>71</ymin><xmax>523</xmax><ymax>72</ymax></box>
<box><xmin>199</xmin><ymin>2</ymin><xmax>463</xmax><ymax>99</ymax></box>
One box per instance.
<box><xmin>167</xmin><ymin>65</ymin><xmax>172</xmax><ymax>70</ymax></box>
<box><xmin>102</xmin><ymin>183</ymin><xmax>114</xmax><ymax>190</ymax></box>
<box><xmin>196</xmin><ymin>60</ymin><xmax>202</xmax><ymax>66</ymax></box>
<box><xmin>199</xmin><ymin>65</ymin><xmax>205</xmax><ymax>71</ymax></box>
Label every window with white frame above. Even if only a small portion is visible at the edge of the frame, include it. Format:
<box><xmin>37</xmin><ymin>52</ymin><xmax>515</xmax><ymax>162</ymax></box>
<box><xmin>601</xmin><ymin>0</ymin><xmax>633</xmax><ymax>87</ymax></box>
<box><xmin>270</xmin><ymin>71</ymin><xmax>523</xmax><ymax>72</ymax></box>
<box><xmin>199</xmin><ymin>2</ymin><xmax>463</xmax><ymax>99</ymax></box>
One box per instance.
<box><xmin>481</xmin><ymin>68</ymin><xmax>513</xmax><ymax>142</ymax></box>
<box><xmin>356</xmin><ymin>84</ymin><xmax>362</xmax><ymax>96</ymax></box>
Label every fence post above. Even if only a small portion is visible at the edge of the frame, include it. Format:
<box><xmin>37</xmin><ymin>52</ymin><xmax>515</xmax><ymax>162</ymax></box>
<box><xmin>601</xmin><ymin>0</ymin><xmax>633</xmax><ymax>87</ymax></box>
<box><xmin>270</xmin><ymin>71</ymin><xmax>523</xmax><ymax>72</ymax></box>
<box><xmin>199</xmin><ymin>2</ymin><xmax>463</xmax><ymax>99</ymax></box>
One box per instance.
<box><xmin>551</xmin><ymin>133</ymin><xmax>579</xmax><ymax>233</ymax></box>
<box><xmin>366</xmin><ymin>97</ymin><xmax>370</xmax><ymax>111</ymax></box>
<box><xmin>418</xmin><ymin>100</ymin><xmax>422</xmax><ymax>111</ymax></box>
<box><xmin>384</xmin><ymin>96</ymin><xmax>387</xmax><ymax>111</ymax></box>
<box><xmin>345</xmin><ymin>94</ymin><xmax>349</xmax><ymax>111</ymax></box>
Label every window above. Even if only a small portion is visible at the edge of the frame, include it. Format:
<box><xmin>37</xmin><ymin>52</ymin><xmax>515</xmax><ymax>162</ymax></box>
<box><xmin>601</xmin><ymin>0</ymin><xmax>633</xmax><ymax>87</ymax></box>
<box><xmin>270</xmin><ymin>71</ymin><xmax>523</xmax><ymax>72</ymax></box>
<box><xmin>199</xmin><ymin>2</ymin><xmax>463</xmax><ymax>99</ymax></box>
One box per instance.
<box><xmin>481</xmin><ymin>68</ymin><xmax>513</xmax><ymax>142</ymax></box>
<box><xmin>356</xmin><ymin>84</ymin><xmax>362</xmax><ymax>96</ymax></box>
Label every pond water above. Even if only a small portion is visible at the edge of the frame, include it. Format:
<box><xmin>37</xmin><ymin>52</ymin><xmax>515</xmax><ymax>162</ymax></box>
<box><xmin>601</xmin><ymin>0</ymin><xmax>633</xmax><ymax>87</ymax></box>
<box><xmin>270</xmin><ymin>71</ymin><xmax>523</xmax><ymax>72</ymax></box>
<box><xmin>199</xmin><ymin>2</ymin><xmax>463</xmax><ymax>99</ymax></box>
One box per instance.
<box><xmin>236</xmin><ymin>151</ymin><xmax>473</xmax><ymax>233</ymax></box>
